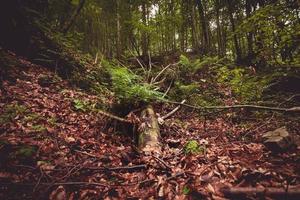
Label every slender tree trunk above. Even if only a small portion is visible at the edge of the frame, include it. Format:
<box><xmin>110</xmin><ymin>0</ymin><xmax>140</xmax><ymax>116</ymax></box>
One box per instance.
<box><xmin>180</xmin><ymin>0</ymin><xmax>186</xmax><ymax>51</ymax></box>
<box><xmin>215</xmin><ymin>0</ymin><xmax>224</xmax><ymax>56</ymax></box>
<box><xmin>141</xmin><ymin>2</ymin><xmax>148</xmax><ymax>60</ymax></box>
<box><xmin>116</xmin><ymin>0</ymin><xmax>121</xmax><ymax>58</ymax></box>
<box><xmin>62</xmin><ymin>0</ymin><xmax>86</xmax><ymax>34</ymax></box>
<box><xmin>191</xmin><ymin>2</ymin><xmax>198</xmax><ymax>51</ymax></box>
<box><xmin>246</xmin><ymin>0</ymin><xmax>254</xmax><ymax>60</ymax></box>
<box><xmin>226</xmin><ymin>0</ymin><xmax>242</xmax><ymax>62</ymax></box>
<box><xmin>195</xmin><ymin>0</ymin><xmax>210</xmax><ymax>54</ymax></box>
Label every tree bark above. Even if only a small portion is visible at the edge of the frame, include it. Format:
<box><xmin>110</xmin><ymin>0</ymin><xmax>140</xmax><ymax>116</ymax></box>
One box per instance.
<box><xmin>246</xmin><ymin>0</ymin><xmax>254</xmax><ymax>59</ymax></box>
<box><xmin>138</xmin><ymin>105</ymin><xmax>161</xmax><ymax>154</ymax></box>
<box><xmin>116</xmin><ymin>0</ymin><xmax>121</xmax><ymax>58</ymax></box>
<box><xmin>196</xmin><ymin>0</ymin><xmax>210</xmax><ymax>54</ymax></box>
<box><xmin>215</xmin><ymin>0</ymin><xmax>224</xmax><ymax>56</ymax></box>
<box><xmin>141</xmin><ymin>2</ymin><xmax>149</xmax><ymax>61</ymax></box>
<box><xmin>62</xmin><ymin>0</ymin><xmax>86</xmax><ymax>34</ymax></box>
<box><xmin>226</xmin><ymin>0</ymin><xmax>242</xmax><ymax>62</ymax></box>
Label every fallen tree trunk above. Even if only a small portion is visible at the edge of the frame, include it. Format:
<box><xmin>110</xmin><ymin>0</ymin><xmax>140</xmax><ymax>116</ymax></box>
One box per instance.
<box><xmin>138</xmin><ymin>105</ymin><xmax>161</xmax><ymax>154</ymax></box>
<box><xmin>221</xmin><ymin>186</ymin><xmax>300</xmax><ymax>199</ymax></box>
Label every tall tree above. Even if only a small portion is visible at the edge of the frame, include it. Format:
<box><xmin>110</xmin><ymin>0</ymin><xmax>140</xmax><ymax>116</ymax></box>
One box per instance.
<box><xmin>62</xmin><ymin>0</ymin><xmax>86</xmax><ymax>34</ymax></box>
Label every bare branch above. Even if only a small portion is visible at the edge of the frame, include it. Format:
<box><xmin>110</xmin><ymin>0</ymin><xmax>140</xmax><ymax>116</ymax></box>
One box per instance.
<box><xmin>161</xmin><ymin>100</ymin><xmax>186</xmax><ymax>120</ymax></box>
<box><xmin>163</xmin><ymin>99</ymin><xmax>300</xmax><ymax>113</ymax></box>
<box><xmin>151</xmin><ymin>62</ymin><xmax>178</xmax><ymax>84</ymax></box>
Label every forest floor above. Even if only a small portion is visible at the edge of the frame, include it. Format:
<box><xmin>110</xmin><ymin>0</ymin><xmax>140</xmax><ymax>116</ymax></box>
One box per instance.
<box><xmin>0</xmin><ymin>52</ymin><xmax>300</xmax><ymax>199</ymax></box>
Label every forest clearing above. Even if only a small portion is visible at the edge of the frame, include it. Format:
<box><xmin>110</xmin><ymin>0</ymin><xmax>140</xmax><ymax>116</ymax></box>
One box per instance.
<box><xmin>0</xmin><ymin>0</ymin><xmax>300</xmax><ymax>199</ymax></box>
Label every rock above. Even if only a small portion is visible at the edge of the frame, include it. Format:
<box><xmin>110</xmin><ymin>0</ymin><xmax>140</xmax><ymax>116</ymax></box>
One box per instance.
<box><xmin>262</xmin><ymin>127</ymin><xmax>293</xmax><ymax>152</ymax></box>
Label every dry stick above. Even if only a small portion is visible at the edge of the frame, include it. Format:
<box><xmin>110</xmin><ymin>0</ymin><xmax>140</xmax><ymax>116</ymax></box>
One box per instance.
<box><xmin>13</xmin><ymin>163</ymin><xmax>147</xmax><ymax>172</ymax></box>
<box><xmin>74</xmin><ymin>150</ymin><xmax>101</xmax><ymax>158</ymax></box>
<box><xmin>95</xmin><ymin>110</ymin><xmax>131</xmax><ymax>123</ymax></box>
<box><xmin>83</xmin><ymin>164</ymin><xmax>147</xmax><ymax>171</ymax></box>
<box><xmin>221</xmin><ymin>186</ymin><xmax>300</xmax><ymax>197</ymax></box>
<box><xmin>0</xmin><ymin>181</ymin><xmax>108</xmax><ymax>188</ymax></box>
<box><xmin>151</xmin><ymin>62</ymin><xmax>178</xmax><ymax>84</ymax></box>
<box><xmin>162</xmin><ymin>80</ymin><xmax>173</xmax><ymax>98</ymax></box>
<box><xmin>128</xmin><ymin>49</ymin><xmax>146</xmax><ymax>73</ymax></box>
<box><xmin>162</xmin><ymin>99</ymin><xmax>300</xmax><ymax>113</ymax></box>
<box><xmin>152</xmin><ymin>155</ymin><xmax>172</xmax><ymax>170</ymax></box>
<box><xmin>161</xmin><ymin>100</ymin><xmax>187</xmax><ymax>120</ymax></box>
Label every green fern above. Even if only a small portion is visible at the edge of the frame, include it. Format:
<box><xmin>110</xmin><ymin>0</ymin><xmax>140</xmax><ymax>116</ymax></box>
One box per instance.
<box><xmin>105</xmin><ymin>63</ymin><xmax>163</xmax><ymax>104</ymax></box>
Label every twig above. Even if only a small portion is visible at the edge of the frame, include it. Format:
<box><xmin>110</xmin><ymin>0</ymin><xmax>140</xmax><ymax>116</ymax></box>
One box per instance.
<box><xmin>151</xmin><ymin>62</ymin><xmax>178</xmax><ymax>84</ymax></box>
<box><xmin>13</xmin><ymin>164</ymin><xmax>147</xmax><ymax>172</ymax></box>
<box><xmin>95</xmin><ymin>109</ymin><xmax>131</xmax><ymax>123</ymax></box>
<box><xmin>161</xmin><ymin>100</ymin><xmax>186</xmax><ymax>120</ymax></box>
<box><xmin>162</xmin><ymin>80</ymin><xmax>173</xmax><ymax>98</ymax></box>
<box><xmin>74</xmin><ymin>150</ymin><xmax>101</xmax><ymax>158</ymax></box>
<box><xmin>86</xmin><ymin>164</ymin><xmax>147</xmax><ymax>171</ymax></box>
<box><xmin>0</xmin><ymin>181</ymin><xmax>108</xmax><ymax>188</ymax></box>
<box><xmin>152</xmin><ymin>155</ymin><xmax>172</xmax><ymax>170</ymax></box>
<box><xmin>136</xmin><ymin>58</ymin><xmax>146</xmax><ymax>73</ymax></box>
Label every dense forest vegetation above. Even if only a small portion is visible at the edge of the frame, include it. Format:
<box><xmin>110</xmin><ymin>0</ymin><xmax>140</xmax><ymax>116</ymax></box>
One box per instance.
<box><xmin>0</xmin><ymin>0</ymin><xmax>300</xmax><ymax>199</ymax></box>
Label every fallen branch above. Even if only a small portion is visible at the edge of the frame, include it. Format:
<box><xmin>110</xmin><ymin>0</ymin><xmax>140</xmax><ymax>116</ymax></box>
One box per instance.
<box><xmin>163</xmin><ymin>99</ymin><xmax>300</xmax><ymax>113</ymax></box>
<box><xmin>161</xmin><ymin>100</ymin><xmax>186</xmax><ymax>120</ymax></box>
<box><xmin>221</xmin><ymin>186</ymin><xmax>300</xmax><ymax>198</ymax></box>
<box><xmin>14</xmin><ymin>163</ymin><xmax>147</xmax><ymax>172</ymax></box>
<box><xmin>0</xmin><ymin>181</ymin><xmax>108</xmax><ymax>188</ymax></box>
<box><xmin>82</xmin><ymin>164</ymin><xmax>147</xmax><ymax>171</ymax></box>
<box><xmin>152</xmin><ymin>155</ymin><xmax>172</xmax><ymax>170</ymax></box>
<box><xmin>151</xmin><ymin>62</ymin><xmax>178</xmax><ymax>84</ymax></box>
<box><xmin>95</xmin><ymin>109</ymin><xmax>131</xmax><ymax>123</ymax></box>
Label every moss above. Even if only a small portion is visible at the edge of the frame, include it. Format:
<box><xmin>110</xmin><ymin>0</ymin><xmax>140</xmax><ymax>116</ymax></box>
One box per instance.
<box><xmin>184</xmin><ymin>140</ymin><xmax>205</xmax><ymax>155</ymax></box>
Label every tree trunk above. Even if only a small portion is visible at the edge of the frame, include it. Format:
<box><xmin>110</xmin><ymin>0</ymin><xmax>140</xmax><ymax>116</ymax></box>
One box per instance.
<box><xmin>141</xmin><ymin>2</ymin><xmax>149</xmax><ymax>61</ymax></box>
<box><xmin>116</xmin><ymin>0</ymin><xmax>121</xmax><ymax>58</ymax></box>
<box><xmin>246</xmin><ymin>0</ymin><xmax>254</xmax><ymax>60</ymax></box>
<box><xmin>138</xmin><ymin>105</ymin><xmax>161</xmax><ymax>154</ymax></box>
<box><xmin>196</xmin><ymin>0</ymin><xmax>210</xmax><ymax>54</ymax></box>
<box><xmin>226</xmin><ymin>0</ymin><xmax>242</xmax><ymax>62</ymax></box>
<box><xmin>215</xmin><ymin>0</ymin><xmax>224</xmax><ymax>56</ymax></box>
<box><xmin>62</xmin><ymin>0</ymin><xmax>86</xmax><ymax>34</ymax></box>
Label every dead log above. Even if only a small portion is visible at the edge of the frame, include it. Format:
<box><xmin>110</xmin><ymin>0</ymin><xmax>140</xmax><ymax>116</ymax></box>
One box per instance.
<box><xmin>138</xmin><ymin>105</ymin><xmax>161</xmax><ymax>154</ymax></box>
<box><xmin>221</xmin><ymin>186</ymin><xmax>300</xmax><ymax>199</ymax></box>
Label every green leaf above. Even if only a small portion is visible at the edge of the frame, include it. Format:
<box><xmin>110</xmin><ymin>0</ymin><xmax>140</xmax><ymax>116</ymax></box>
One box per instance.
<box><xmin>183</xmin><ymin>186</ymin><xmax>190</xmax><ymax>195</ymax></box>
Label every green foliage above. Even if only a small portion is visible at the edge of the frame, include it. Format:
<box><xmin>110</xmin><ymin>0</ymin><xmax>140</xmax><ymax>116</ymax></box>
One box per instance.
<box><xmin>24</xmin><ymin>113</ymin><xmax>42</xmax><ymax>123</ymax></box>
<box><xmin>103</xmin><ymin>61</ymin><xmax>163</xmax><ymax>104</ymax></box>
<box><xmin>47</xmin><ymin>117</ymin><xmax>58</xmax><ymax>126</ymax></box>
<box><xmin>182</xmin><ymin>186</ymin><xmax>190</xmax><ymax>195</ymax></box>
<box><xmin>216</xmin><ymin>66</ymin><xmax>268</xmax><ymax>101</ymax></box>
<box><xmin>15</xmin><ymin>145</ymin><xmax>37</xmax><ymax>158</ymax></box>
<box><xmin>72</xmin><ymin>99</ymin><xmax>90</xmax><ymax>112</ymax></box>
<box><xmin>184</xmin><ymin>140</ymin><xmax>205</xmax><ymax>155</ymax></box>
<box><xmin>236</xmin><ymin>3</ymin><xmax>299</xmax><ymax>65</ymax></box>
<box><xmin>179</xmin><ymin>55</ymin><xmax>204</xmax><ymax>75</ymax></box>
<box><xmin>0</xmin><ymin>104</ymin><xmax>28</xmax><ymax>125</ymax></box>
<box><xmin>30</xmin><ymin>125</ymin><xmax>47</xmax><ymax>133</ymax></box>
<box><xmin>171</xmin><ymin>82</ymin><xmax>199</xmax><ymax>99</ymax></box>
<box><xmin>179</xmin><ymin>55</ymin><xmax>229</xmax><ymax>78</ymax></box>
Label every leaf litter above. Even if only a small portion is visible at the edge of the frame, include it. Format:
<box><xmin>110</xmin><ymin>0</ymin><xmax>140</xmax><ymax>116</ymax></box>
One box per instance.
<box><xmin>0</xmin><ymin>54</ymin><xmax>300</xmax><ymax>199</ymax></box>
